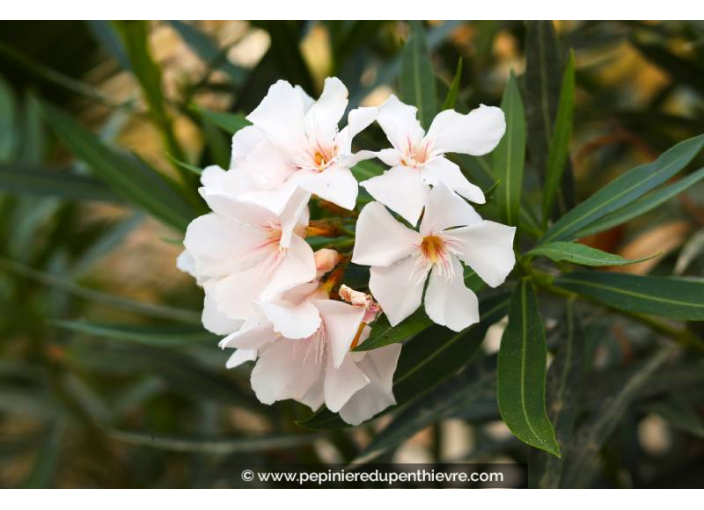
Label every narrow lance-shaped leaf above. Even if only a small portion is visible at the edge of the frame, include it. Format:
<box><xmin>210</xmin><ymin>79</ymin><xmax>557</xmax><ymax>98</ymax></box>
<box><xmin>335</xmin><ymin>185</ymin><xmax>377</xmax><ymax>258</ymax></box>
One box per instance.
<box><xmin>440</xmin><ymin>58</ymin><xmax>463</xmax><ymax>111</ymax></box>
<box><xmin>540</xmin><ymin>134</ymin><xmax>704</xmax><ymax>245</ymax></box>
<box><xmin>492</xmin><ymin>71</ymin><xmax>526</xmax><ymax>227</ymax></box>
<box><xmin>192</xmin><ymin>106</ymin><xmax>250</xmax><ymax>135</ymax></box>
<box><xmin>401</xmin><ymin>20</ymin><xmax>437</xmax><ymax>128</ymax></box>
<box><xmin>575</xmin><ymin>166</ymin><xmax>704</xmax><ymax>237</ymax></box>
<box><xmin>542</xmin><ymin>50</ymin><xmax>576</xmax><ymax>222</ymax></box>
<box><xmin>39</xmin><ymin>101</ymin><xmax>195</xmax><ymax>231</ymax></box>
<box><xmin>553</xmin><ymin>272</ymin><xmax>704</xmax><ymax>321</ymax></box>
<box><xmin>498</xmin><ymin>280</ymin><xmax>560</xmax><ymax>457</ymax></box>
<box><xmin>527</xmin><ymin>241</ymin><xmax>656</xmax><ymax>267</ymax></box>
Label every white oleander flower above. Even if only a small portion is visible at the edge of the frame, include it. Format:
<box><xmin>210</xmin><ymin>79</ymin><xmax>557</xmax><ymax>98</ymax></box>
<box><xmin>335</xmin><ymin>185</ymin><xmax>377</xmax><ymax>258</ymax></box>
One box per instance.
<box><xmin>219</xmin><ymin>281</ymin><xmax>401</xmax><ymax>425</ymax></box>
<box><xmin>234</xmin><ymin>77</ymin><xmax>378</xmax><ymax>214</ymax></box>
<box><xmin>352</xmin><ymin>183</ymin><xmax>516</xmax><ymax>332</ymax></box>
<box><xmin>182</xmin><ymin>182</ymin><xmax>315</xmax><ymax>329</ymax></box>
<box><xmin>361</xmin><ymin>95</ymin><xmax>505</xmax><ymax>226</ymax></box>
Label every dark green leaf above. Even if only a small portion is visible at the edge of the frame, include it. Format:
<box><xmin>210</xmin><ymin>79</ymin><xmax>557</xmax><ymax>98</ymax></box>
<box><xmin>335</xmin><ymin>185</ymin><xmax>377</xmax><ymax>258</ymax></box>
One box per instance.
<box><xmin>440</xmin><ymin>58</ymin><xmax>463</xmax><ymax>111</ymax></box>
<box><xmin>350</xmin><ymin>159</ymin><xmax>384</xmax><ymax>182</ymax></box>
<box><xmin>50</xmin><ymin>320</ymin><xmax>218</xmax><ymax>348</ymax></box>
<box><xmin>492</xmin><ymin>71</ymin><xmax>526</xmax><ymax>227</ymax></box>
<box><xmin>109</xmin><ymin>429</ymin><xmax>323</xmax><ymax>454</ymax></box>
<box><xmin>0</xmin><ymin>163</ymin><xmax>120</xmax><ymax>202</ymax></box>
<box><xmin>542</xmin><ymin>50</ymin><xmax>575</xmax><ymax>221</ymax></box>
<box><xmin>530</xmin><ymin>301</ymin><xmax>585</xmax><ymax>488</ymax></box>
<box><xmin>554</xmin><ymin>272</ymin><xmax>704</xmax><ymax>321</ymax></box>
<box><xmin>0</xmin><ymin>75</ymin><xmax>16</xmax><ymax>161</ymax></box>
<box><xmin>540</xmin><ymin>134</ymin><xmax>704</xmax><ymax>244</ymax></box>
<box><xmin>400</xmin><ymin>21</ymin><xmax>437</xmax><ymax>128</ymax></box>
<box><xmin>527</xmin><ymin>241</ymin><xmax>655</xmax><ymax>267</ymax></box>
<box><xmin>498</xmin><ymin>281</ymin><xmax>560</xmax><ymax>456</ymax></box>
<box><xmin>20</xmin><ymin>424</ymin><xmax>64</xmax><ymax>488</ymax></box>
<box><xmin>39</xmin><ymin>101</ymin><xmax>195</xmax><ymax>230</ymax></box>
<box><xmin>576</xmin><ymin>167</ymin><xmax>704</xmax><ymax>237</ymax></box>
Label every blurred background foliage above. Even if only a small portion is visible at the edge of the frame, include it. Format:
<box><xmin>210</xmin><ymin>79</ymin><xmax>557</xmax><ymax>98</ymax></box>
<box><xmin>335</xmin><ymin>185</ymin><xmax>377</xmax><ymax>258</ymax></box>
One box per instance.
<box><xmin>1</xmin><ymin>20</ymin><xmax>704</xmax><ymax>488</ymax></box>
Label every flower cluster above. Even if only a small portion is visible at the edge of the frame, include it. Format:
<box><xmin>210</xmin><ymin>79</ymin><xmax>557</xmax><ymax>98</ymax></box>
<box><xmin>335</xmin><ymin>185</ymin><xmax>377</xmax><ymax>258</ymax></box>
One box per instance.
<box><xmin>179</xmin><ymin>77</ymin><xmax>516</xmax><ymax>425</ymax></box>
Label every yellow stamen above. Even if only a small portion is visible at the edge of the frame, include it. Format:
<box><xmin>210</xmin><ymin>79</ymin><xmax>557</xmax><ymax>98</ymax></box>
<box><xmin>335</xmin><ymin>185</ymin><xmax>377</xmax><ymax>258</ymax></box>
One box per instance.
<box><xmin>314</xmin><ymin>151</ymin><xmax>327</xmax><ymax>168</ymax></box>
<box><xmin>420</xmin><ymin>235</ymin><xmax>445</xmax><ymax>262</ymax></box>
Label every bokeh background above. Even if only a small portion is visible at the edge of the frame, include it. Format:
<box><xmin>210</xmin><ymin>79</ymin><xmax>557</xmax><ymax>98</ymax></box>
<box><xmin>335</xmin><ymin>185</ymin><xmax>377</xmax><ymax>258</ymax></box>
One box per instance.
<box><xmin>1</xmin><ymin>20</ymin><xmax>704</xmax><ymax>488</ymax></box>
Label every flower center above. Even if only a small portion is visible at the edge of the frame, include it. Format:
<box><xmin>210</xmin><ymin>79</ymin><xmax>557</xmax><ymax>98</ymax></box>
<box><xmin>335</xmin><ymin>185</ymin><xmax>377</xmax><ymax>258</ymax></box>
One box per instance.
<box><xmin>411</xmin><ymin>233</ymin><xmax>461</xmax><ymax>282</ymax></box>
<box><xmin>420</xmin><ymin>235</ymin><xmax>445</xmax><ymax>262</ymax></box>
<box><xmin>310</xmin><ymin>144</ymin><xmax>338</xmax><ymax>172</ymax></box>
<box><xmin>402</xmin><ymin>140</ymin><xmax>432</xmax><ymax>168</ymax></box>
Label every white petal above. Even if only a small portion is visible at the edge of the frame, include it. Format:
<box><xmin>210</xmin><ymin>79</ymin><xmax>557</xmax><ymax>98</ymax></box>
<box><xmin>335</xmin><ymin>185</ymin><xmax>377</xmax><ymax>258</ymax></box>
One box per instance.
<box><xmin>425</xmin><ymin>105</ymin><xmax>506</xmax><ymax>156</ymax></box>
<box><xmin>304</xmin><ymin>77</ymin><xmax>348</xmax><ymax>146</ymax></box>
<box><xmin>315</xmin><ymin>300</ymin><xmax>366</xmax><ymax>369</ymax></box>
<box><xmin>278</xmin><ymin>188</ymin><xmax>311</xmax><ymax>248</ymax></box>
<box><xmin>298</xmin><ymin>376</ymin><xmax>324</xmax><ymax>411</ymax></box>
<box><xmin>377</xmin><ymin>95</ymin><xmax>425</xmax><ymax>152</ymax></box>
<box><xmin>339</xmin><ymin>343</ymin><xmax>401</xmax><ymax>426</ymax></box>
<box><xmin>337</xmin><ymin>106</ymin><xmax>379</xmax><ymax>155</ymax></box>
<box><xmin>452</xmin><ymin>221</ymin><xmax>517</xmax><ymax>287</ymax></box>
<box><xmin>376</xmin><ymin>148</ymin><xmax>404</xmax><ymax>167</ymax></box>
<box><xmin>296</xmin><ymin>166</ymin><xmax>358</xmax><ymax>210</ymax></box>
<box><xmin>219</xmin><ymin>315</ymin><xmax>274</xmax><ymax>349</ymax></box>
<box><xmin>352</xmin><ymin>201</ymin><xmax>421</xmax><ymax>267</ymax></box>
<box><xmin>424</xmin><ymin>259</ymin><xmax>480</xmax><ymax>332</ymax></box>
<box><xmin>261</xmin><ymin>235</ymin><xmax>316</xmax><ymax>300</ymax></box>
<box><xmin>421</xmin><ymin>157</ymin><xmax>485</xmax><ymax>204</ymax></box>
<box><xmin>419</xmin><ymin>180</ymin><xmax>483</xmax><ymax>235</ymax></box>
<box><xmin>202</xmin><ymin>289</ymin><xmax>243</xmax><ymax>335</ymax></box>
<box><xmin>241</xmin><ymin>139</ymin><xmax>296</xmax><ymax>190</ymax></box>
<box><xmin>215</xmin><ymin>266</ymin><xmax>269</xmax><ymax>320</ymax></box>
<box><xmin>230</xmin><ymin>126</ymin><xmax>265</xmax><ymax>168</ymax></box>
<box><xmin>369</xmin><ymin>255</ymin><xmax>425</xmax><ymax>327</ymax></box>
<box><xmin>250</xmin><ymin>337</ymin><xmax>323</xmax><ymax>405</ymax></box>
<box><xmin>324</xmin><ymin>354</ymin><xmax>370</xmax><ymax>412</ymax></box>
<box><xmin>226</xmin><ymin>349</ymin><xmax>257</xmax><ymax>369</ymax></box>
<box><xmin>184</xmin><ymin>214</ymin><xmax>248</xmax><ymax>278</ymax></box>
<box><xmin>295</xmin><ymin>85</ymin><xmax>315</xmax><ymax>112</ymax></box>
<box><xmin>246</xmin><ymin>80</ymin><xmax>307</xmax><ymax>152</ymax></box>
<box><xmin>238</xmin><ymin>180</ymin><xmax>301</xmax><ymax>217</ymax></box>
<box><xmin>360</xmin><ymin>166</ymin><xmax>428</xmax><ymax>226</ymax></box>
<box><xmin>176</xmin><ymin>250</ymin><xmax>197</xmax><ymax>279</ymax></box>
<box><xmin>257</xmin><ymin>299</ymin><xmax>321</xmax><ymax>340</ymax></box>
<box><xmin>200</xmin><ymin>165</ymin><xmax>227</xmax><ymax>188</ymax></box>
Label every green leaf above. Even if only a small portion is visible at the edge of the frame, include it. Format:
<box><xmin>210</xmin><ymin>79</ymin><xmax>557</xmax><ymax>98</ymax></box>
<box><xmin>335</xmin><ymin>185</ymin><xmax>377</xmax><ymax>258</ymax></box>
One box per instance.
<box><xmin>300</xmin><ymin>292</ymin><xmax>510</xmax><ymax>430</ymax></box>
<box><xmin>540</xmin><ymin>134</ymin><xmax>704</xmax><ymax>244</ymax></box>
<box><xmin>498</xmin><ymin>281</ymin><xmax>560</xmax><ymax>456</ymax></box>
<box><xmin>524</xmin><ymin>20</ymin><xmax>573</xmax><ymax>210</ymax></box>
<box><xmin>553</xmin><ymin>272</ymin><xmax>704</xmax><ymax>321</ymax></box>
<box><xmin>50</xmin><ymin>320</ymin><xmax>218</xmax><ymax>348</ymax></box>
<box><xmin>113</xmin><ymin>21</ymin><xmax>188</xmax><ymax>171</ymax></box>
<box><xmin>576</xmin><ymin>167</ymin><xmax>704</xmax><ymax>237</ymax></box>
<box><xmin>527</xmin><ymin>241</ymin><xmax>655</xmax><ymax>267</ymax></box>
<box><xmin>109</xmin><ymin>429</ymin><xmax>323</xmax><ymax>454</ymax></box>
<box><xmin>39</xmin><ymin>101</ymin><xmax>195</xmax><ymax>230</ymax></box>
<box><xmin>19</xmin><ymin>424</ymin><xmax>64</xmax><ymax>488</ymax></box>
<box><xmin>529</xmin><ymin>301</ymin><xmax>585</xmax><ymax>488</ymax></box>
<box><xmin>0</xmin><ymin>74</ymin><xmax>16</xmax><ymax>161</ymax></box>
<box><xmin>562</xmin><ymin>346</ymin><xmax>675</xmax><ymax>488</ymax></box>
<box><xmin>193</xmin><ymin>106</ymin><xmax>250</xmax><ymax>135</ymax></box>
<box><xmin>440</xmin><ymin>58</ymin><xmax>463</xmax><ymax>111</ymax></box>
<box><xmin>542</xmin><ymin>50</ymin><xmax>575</xmax><ymax>221</ymax></box>
<box><xmin>400</xmin><ymin>21</ymin><xmax>437</xmax><ymax>128</ymax></box>
<box><xmin>350</xmin><ymin>159</ymin><xmax>384</xmax><ymax>182</ymax></box>
<box><xmin>354</xmin><ymin>358</ymin><xmax>496</xmax><ymax>464</ymax></box>
<box><xmin>492</xmin><ymin>71</ymin><xmax>526</xmax><ymax>227</ymax></box>
<box><xmin>0</xmin><ymin>163</ymin><xmax>120</xmax><ymax>202</ymax></box>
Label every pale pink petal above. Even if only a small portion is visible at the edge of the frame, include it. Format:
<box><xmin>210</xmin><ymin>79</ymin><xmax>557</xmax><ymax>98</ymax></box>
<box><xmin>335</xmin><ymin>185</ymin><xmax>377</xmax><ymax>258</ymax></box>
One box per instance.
<box><xmin>304</xmin><ymin>77</ymin><xmax>348</xmax><ymax>146</ymax></box>
<box><xmin>226</xmin><ymin>349</ymin><xmax>257</xmax><ymax>369</ymax></box>
<box><xmin>425</xmin><ymin>105</ymin><xmax>505</xmax><ymax>156</ymax></box>
<box><xmin>369</xmin><ymin>255</ymin><xmax>425</xmax><ymax>327</ymax></box>
<box><xmin>352</xmin><ymin>201</ymin><xmax>421</xmax><ymax>267</ymax></box>
<box><xmin>176</xmin><ymin>250</ymin><xmax>197</xmax><ymax>279</ymax></box>
<box><xmin>238</xmin><ymin>180</ymin><xmax>301</xmax><ymax>216</ymax></box>
<box><xmin>202</xmin><ymin>289</ymin><xmax>243</xmax><ymax>335</ymax></box>
<box><xmin>296</xmin><ymin>165</ymin><xmax>358</xmax><ymax>210</ymax></box>
<box><xmin>452</xmin><ymin>221</ymin><xmax>517</xmax><ymax>287</ymax></box>
<box><xmin>261</xmin><ymin>235</ymin><xmax>316</xmax><ymax>300</ymax></box>
<box><xmin>298</xmin><ymin>376</ymin><xmax>324</xmax><ymax>411</ymax></box>
<box><xmin>250</xmin><ymin>337</ymin><xmax>324</xmax><ymax>405</ymax></box>
<box><xmin>421</xmin><ymin>157</ymin><xmax>485</xmax><ymax>204</ymax></box>
<box><xmin>230</xmin><ymin>126</ymin><xmax>265</xmax><ymax>167</ymax></box>
<box><xmin>377</xmin><ymin>95</ymin><xmax>425</xmax><ymax>152</ymax></box>
<box><xmin>337</xmin><ymin>106</ymin><xmax>379</xmax><ymax>155</ymax></box>
<box><xmin>295</xmin><ymin>85</ymin><xmax>315</xmax><ymax>112</ymax></box>
<box><xmin>339</xmin><ymin>343</ymin><xmax>401</xmax><ymax>425</ymax></box>
<box><xmin>424</xmin><ymin>258</ymin><xmax>480</xmax><ymax>332</ymax></box>
<box><xmin>215</xmin><ymin>267</ymin><xmax>269</xmax><ymax>320</ymax></box>
<box><xmin>315</xmin><ymin>300</ymin><xmax>366</xmax><ymax>369</ymax></box>
<box><xmin>257</xmin><ymin>299</ymin><xmax>321</xmax><ymax>340</ymax></box>
<box><xmin>324</xmin><ymin>355</ymin><xmax>370</xmax><ymax>412</ymax></box>
<box><xmin>200</xmin><ymin>165</ymin><xmax>227</xmax><ymax>189</ymax></box>
<box><xmin>278</xmin><ymin>188</ymin><xmax>310</xmax><ymax>248</ymax></box>
<box><xmin>241</xmin><ymin>140</ymin><xmax>295</xmax><ymax>190</ymax></box>
<box><xmin>184</xmin><ymin>214</ymin><xmax>252</xmax><ymax>278</ymax></box>
<box><xmin>246</xmin><ymin>80</ymin><xmax>307</xmax><ymax>153</ymax></box>
<box><xmin>419</xmin><ymin>180</ymin><xmax>483</xmax><ymax>235</ymax></box>
<box><xmin>219</xmin><ymin>315</ymin><xmax>274</xmax><ymax>350</ymax></box>
<box><xmin>360</xmin><ymin>166</ymin><xmax>428</xmax><ymax>226</ymax></box>
<box><xmin>376</xmin><ymin>148</ymin><xmax>404</xmax><ymax>167</ymax></box>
